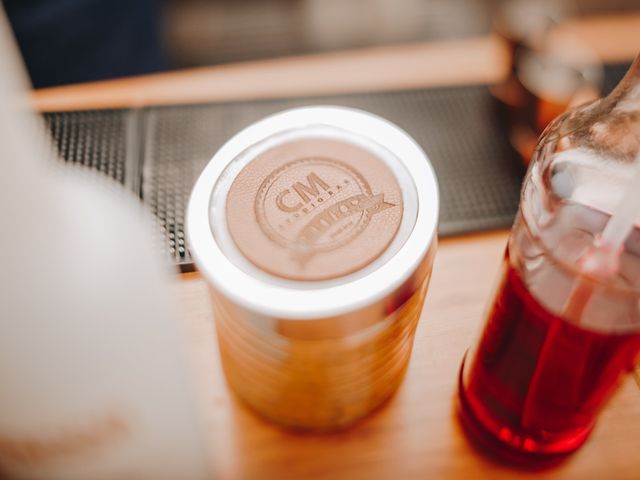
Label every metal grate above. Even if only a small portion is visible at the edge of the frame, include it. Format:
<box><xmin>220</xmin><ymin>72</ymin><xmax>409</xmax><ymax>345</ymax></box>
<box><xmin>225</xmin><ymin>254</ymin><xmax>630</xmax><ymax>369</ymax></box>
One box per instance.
<box><xmin>142</xmin><ymin>86</ymin><xmax>523</xmax><ymax>270</ymax></box>
<box><xmin>141</xmin><ymin>106</ymin><xmax>241</xmax><ymax>266</ymax></box>
<box><xmin>45</xmin><ymin>109</ymin><xmax>130</xmax><ymax>185</ymax></box>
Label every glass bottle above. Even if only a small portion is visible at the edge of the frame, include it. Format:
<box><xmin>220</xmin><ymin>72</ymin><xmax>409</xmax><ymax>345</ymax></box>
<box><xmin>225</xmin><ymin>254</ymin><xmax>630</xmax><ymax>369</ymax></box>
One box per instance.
<box><xmin>458</xmin><ymin>54</ymin><xmax>640</xmax><ymax>458</ymax></box>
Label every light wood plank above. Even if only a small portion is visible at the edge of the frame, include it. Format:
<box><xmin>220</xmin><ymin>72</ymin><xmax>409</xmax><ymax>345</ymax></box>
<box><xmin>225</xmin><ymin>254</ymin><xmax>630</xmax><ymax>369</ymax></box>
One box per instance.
<box><xmin>31</xmin><ymin>35</ymin><xmax>508</xmax><ymax>111</ymax></box>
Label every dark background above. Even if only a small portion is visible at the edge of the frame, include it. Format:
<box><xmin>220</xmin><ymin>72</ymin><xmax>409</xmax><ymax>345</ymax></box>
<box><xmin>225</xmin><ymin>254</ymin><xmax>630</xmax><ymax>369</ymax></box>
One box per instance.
<box><xmin>4</xmin><ymin>0</ymin><xmax>640</xmax><ymax>88</ymax></box>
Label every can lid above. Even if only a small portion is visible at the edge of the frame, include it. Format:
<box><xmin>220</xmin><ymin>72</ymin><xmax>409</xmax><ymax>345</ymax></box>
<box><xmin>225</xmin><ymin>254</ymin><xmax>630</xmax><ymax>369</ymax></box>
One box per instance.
<box><xmin>226</xmin><ymin>135</ymin><xmax>404</xmax><ymax>281</ymax></box>
<box><xmin>188</xmin><ymin>106</ymin><xmax>438</xmax><ymax>319</ymax></box>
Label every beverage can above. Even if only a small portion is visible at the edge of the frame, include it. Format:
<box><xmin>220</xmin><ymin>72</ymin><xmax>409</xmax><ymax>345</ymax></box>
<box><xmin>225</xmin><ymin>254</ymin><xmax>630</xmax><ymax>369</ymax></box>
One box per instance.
<box><xmin>188</xmin><ymin>106</ymin><xmax>439</xmax><ymax>429</ymax></box>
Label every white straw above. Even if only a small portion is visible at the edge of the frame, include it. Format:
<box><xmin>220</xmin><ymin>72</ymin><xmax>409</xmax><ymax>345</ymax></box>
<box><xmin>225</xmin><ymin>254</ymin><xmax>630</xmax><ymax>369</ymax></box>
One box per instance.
<box><xmin>562</xmin><ymin>150</ymin><xmax>640</xmax><ymax>321</ymax></box>
<box><xmin>586</xmin><ymin>150</ymin><xmax>640</xmax><ymax>277</ymax></box>
<box><xmin>598</xmin><ymin>152</ymin><xmax>640</xmax><ymax>252</ymax></box>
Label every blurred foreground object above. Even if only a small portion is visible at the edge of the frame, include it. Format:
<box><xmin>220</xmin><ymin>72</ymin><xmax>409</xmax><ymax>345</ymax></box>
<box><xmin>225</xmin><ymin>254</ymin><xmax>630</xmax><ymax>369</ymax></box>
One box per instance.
<box><xmin>492</xmin><ymin>0</ymin><xmax>604</xmax><ymax>164</ymax></box>
<box><xmin>511</xmin><ymin>46</ymin><xmax>603</xmax><ymax>164</ymax></box>
<box><xmin>0</xmin><ymin>8</ymin><xmax>209</xmax><ymax>480</ymax></box>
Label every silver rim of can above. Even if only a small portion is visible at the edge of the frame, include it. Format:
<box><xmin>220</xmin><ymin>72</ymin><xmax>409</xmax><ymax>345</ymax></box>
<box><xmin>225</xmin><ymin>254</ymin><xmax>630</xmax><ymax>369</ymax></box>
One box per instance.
<box><xmin>187</xmin><ymin>106</ymin><xmax>439</xmax><ymax>320</ymax></box>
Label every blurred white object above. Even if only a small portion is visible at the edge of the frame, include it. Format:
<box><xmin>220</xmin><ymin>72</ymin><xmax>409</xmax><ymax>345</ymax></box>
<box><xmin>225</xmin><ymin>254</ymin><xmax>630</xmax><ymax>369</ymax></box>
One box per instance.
<box><xmin>0</xmin><ymin>8</ymin><xmax>210</xmax><ymax>480</ymax></box>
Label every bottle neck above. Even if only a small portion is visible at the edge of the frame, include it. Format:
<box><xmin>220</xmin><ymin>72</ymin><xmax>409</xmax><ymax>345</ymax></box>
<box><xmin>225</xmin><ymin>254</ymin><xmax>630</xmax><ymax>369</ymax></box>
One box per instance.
<box><xmin>611</xmin><ymin>53</ymin><xmax>640</xmax><ymax>107</ymax></box>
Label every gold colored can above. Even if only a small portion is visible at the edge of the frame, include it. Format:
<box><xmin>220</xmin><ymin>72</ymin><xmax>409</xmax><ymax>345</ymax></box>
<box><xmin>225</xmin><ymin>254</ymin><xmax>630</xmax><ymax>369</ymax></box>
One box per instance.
<box><xmin>188</xmin><ymin>107</ymin><xmax>439</xmax><ymax>430</ymax></box>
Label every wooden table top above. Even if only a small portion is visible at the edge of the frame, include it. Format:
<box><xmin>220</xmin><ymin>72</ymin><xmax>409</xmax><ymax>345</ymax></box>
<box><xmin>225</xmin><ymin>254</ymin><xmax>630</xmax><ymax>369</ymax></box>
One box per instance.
<box><xmin>33</xmin><ymin>14</ymin><xmax>640</xmax><ymax>479</ymax></box>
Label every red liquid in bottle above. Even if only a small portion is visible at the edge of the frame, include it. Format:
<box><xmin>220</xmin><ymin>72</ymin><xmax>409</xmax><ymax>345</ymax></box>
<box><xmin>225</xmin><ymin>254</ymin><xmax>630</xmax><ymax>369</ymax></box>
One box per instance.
<box><xmin>459</xmin><ymin>250</ymin><xmax>640</xmax><ymax>456</ymax></box>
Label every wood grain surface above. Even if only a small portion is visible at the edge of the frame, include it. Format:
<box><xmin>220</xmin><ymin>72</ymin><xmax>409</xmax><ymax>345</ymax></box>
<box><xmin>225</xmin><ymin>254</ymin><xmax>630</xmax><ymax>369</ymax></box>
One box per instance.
<box><xmin>32</xmin><ymin>14</ymin><xmax>640</xmax><ymax>478</ymax></box>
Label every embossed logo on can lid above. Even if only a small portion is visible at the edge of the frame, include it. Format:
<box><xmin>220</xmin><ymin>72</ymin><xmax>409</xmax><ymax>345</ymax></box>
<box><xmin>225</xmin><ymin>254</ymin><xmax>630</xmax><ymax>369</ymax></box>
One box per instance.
<box><xmin>225</xmin><ymin>137</ymin><xmax>403</xmax><ymax>281</ymax></box>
